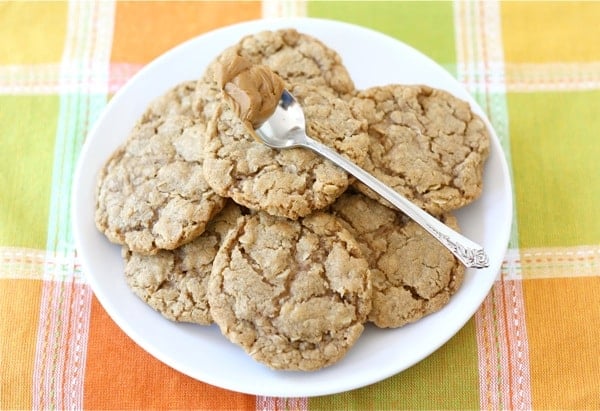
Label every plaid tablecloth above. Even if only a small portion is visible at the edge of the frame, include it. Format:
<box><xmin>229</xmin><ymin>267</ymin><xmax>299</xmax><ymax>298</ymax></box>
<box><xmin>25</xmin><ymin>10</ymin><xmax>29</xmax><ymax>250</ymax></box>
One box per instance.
<box><xmin>1</xmin><ymin>1</ymin><xmax>599</xmax><ymax>409</ymax></box>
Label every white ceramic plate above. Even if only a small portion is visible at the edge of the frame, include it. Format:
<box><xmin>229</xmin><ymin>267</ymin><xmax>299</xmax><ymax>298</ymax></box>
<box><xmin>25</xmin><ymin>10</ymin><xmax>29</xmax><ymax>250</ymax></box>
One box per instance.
<box><xmin>72</xmin><ymin>18</ymin><xmax>512</xmax><ymax>397</ymax></box>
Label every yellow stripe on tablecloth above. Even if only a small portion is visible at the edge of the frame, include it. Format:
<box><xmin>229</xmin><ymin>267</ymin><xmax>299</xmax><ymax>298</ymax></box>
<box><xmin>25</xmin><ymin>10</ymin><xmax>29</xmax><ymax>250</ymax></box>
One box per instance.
<box><xmin>0</xmin><ymin>279</ymin><xmax>43</xmax><ymax>410</ymax></box>
<box><xmin>501</xmin><ymin>1</ymin><xmax>600</xmax><ymax>63</ymax></box>
<box><xmin>0</xmin><ymin>2</ymin><xmax>68</xmax><ymax>65</ymax></box>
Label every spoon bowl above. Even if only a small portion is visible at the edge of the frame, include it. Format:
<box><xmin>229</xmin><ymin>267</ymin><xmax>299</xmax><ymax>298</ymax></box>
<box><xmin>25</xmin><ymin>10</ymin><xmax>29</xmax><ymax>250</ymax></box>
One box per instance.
<box><xmin>256</xmin><ymin>90</ymin><xmax>489</xmax><ymax>269</ymax></box>
<box><xmin>255</xmin><ymin>89</ymin><xmax>307</xmax><ymax>148</ymax></box>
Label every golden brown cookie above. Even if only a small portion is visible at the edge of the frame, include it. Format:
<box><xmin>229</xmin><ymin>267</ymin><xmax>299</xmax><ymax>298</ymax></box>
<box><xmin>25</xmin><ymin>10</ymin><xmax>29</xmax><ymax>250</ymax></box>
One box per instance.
<box><xmin>208</xmin><ymin>211</ymin><xmax>372</xmax><ymax>371</ymax></box>
<box><xmin>193</xmin><ymin>28</ymin><xmax>355</xmax><ymax>123</ymax></box>
<box><xmin>228</xmin><ymin>28</ymin><xmax>354</xmax><ymax>95</ymax></box>
<box><xmin>330</xmin><ymin>192</ymin><xmax>465</xmax><ymax>328</ymax></box>
<box><xmin>193</xmin><ymin>65</ymin><xmax>222</xmax><ymax>124</ymax></box>
<box><xmin>122</xmin><ymin>202</ymin><xmax>242</xmax><ymax>325</ymax></box>
<box><xmin>202</xmin><ymin>83</ymin><xmax>368</xmax><ymax>219</ymax></box>
<box><xmin>95</xmin><ymin>83</ymin><xmax>227</xmax><ymax>254</ymax></box>
<box><xmin>350</xmin><ymin>85</ymin><xmax>490</xmax><ymax>214</ymax></box>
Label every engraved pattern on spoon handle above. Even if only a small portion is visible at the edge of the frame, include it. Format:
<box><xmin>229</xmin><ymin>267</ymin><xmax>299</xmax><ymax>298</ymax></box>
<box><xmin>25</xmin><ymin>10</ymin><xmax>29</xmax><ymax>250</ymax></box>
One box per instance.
<box><xmin>304</xmin><ymin>136</ymin><xmax>489</xmax><ymax>269</ymax></box>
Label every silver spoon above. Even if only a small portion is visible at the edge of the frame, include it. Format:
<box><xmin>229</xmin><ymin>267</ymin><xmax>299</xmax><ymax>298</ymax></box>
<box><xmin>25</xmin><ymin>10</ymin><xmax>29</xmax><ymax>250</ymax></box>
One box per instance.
<box><xmin>255</xmin><ymin>90</ymin><xmax>489</xmax><ymax>269</ymax></box>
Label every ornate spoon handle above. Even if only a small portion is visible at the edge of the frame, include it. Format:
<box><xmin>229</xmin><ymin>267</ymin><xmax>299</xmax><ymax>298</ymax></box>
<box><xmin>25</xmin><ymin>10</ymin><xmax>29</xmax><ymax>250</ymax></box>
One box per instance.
<box><xmin>303</xmin><ymin>136</ymin><xmax>489</xmax><ymax>269</ymax></box>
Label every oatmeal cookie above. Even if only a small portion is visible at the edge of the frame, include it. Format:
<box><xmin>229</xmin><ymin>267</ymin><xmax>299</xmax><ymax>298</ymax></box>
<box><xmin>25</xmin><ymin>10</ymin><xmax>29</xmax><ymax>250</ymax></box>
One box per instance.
<box><xmin>123</xmin><ymin>202</ymin><xmax>242</xmax><ymax>325</ymax></box>
<box><xmin>193</xmin><ymin>65</ymin><xmax>222</xmax><ymax>124</ymax></box>
<box><xmin>194</xmin><ymin>28</ymin><xmax>355</xmax><ymax>122</ymax></box>
<box><xmin>226</xmin><ymin>28</ymin><xmax>354</xmax><ymax>95</ymax></box>
<box><xmin>95</xmin><ymin>108</ymin><xmax>226</xmax><ymax>254</ymax></box>
<box><xmin>208</xmin><ymin>211</ymin><xmax>372</xmax><ymax>371</ymax></box>
<box><xmin>350</xmin><ymin>85</ymin><xmax>490</xmax><ymax>214</ymax></box>
<box><xmin>330</xmin><ymin>192</ymin><xmax>465</xmax><ymax>328</ymax></box>
<box><xmin>203</xmin><ymin>83</ymin><xmax>368</xmax><ymax>219</ymax></box>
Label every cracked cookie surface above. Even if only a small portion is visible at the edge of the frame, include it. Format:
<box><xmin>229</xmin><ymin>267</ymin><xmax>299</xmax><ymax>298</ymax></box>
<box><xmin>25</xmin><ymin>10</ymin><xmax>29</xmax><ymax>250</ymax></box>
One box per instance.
<box><xmin>193</xmin><ymin>28</ymin><xmax>355</xmax><ymax>123</ymax></box>
<box><xmin>330</xmin><ymin>192</ymin><xmax>465</xmax><ymax>328</ymax></box>
<box><xmin>203</xmin><ymin>83</ymin><xmax>368</xmax><ymax>219</ymax></box>
<box><xmin>208</xmin><ymin>211</ymin><xmax>372</xmax><ymax>371</ymax></box>
<box><xmin>350</xmin><ymin>85</ymin><xmax>490</xmax><ymax>214</ymax></box>
<box><xmin>123</xmin><ymin>202</ymin><xmax>242</xmax><ymax>325</ymax></box>
<box><xmin>95</xmin><ymin>85</ymin><xmax>227</xmax><ymax>254</ymax></box>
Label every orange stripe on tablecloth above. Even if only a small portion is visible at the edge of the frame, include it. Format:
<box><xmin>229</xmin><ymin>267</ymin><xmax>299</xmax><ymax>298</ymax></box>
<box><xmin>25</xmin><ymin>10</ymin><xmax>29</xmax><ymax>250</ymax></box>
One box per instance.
<box><xmin>111</xmin><ymin>1</ymin><xmax>262</xmax><ymax>65</ymax></box>
<box><xmin>523</xmin><ymin>277</ymin><xmax>600</xmax><ymax>409</ymax></box>
<box><xmin>83</xmin><ymin>296</ymin><xmax>255</xmax><ymax>410</ymax></box>
<box><xmin>0</xmin><ymin>279</ymin><xmax>43</xmax><ymax>410</ymax></box>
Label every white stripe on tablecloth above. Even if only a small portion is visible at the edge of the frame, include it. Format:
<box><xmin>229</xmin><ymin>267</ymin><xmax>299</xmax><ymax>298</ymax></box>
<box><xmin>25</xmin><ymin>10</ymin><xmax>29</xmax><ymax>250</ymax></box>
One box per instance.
<box><xmin>256</xmin><ymin>395</ymin><xmax>309</xmax><ymax>411</ymax></box>
<box><xmin>454</xmin><ymin>1</ymin><xmax>532</xmax><ymax>409</ymax></box>
<box><xmin>262</xmin><ymin>0</ymin><xmax>307</xmax><ymax>18</ymax></box>
<box><xmin>33</xmin><ymin>1</ymin><xmax>115</xmax><ymax>410</ymax></box>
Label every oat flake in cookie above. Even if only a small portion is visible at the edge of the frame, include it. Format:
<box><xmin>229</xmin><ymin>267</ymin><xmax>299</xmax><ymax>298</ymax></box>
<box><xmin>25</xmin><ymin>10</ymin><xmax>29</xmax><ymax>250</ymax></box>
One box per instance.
<box><xmin>95</xmin><ymin>84</ymin><xmax>227</xmax><ymax>254</ymax></box>
<box><xmin>203</xmin><ymin>83</ymin><xmax>368</xmax><ymax>219</ymax></box>
<box><xmin>122</xmin><ymin>202</ymin><xmax>242</xmax><ymax>325</ymax></box>
<box><xmin>350</xmin><ymin>85</ymin><xmax>490</xmax><ymax>214</ymax></box>
<box><xmin>330</xmin><ymin>192</ymin><xmax>465</xmax><ymax>328</ymax></box>
<box><xmin>208</xmin><ymin>211</ymin><xmax>372</xmax><ymax>371</ymax></box>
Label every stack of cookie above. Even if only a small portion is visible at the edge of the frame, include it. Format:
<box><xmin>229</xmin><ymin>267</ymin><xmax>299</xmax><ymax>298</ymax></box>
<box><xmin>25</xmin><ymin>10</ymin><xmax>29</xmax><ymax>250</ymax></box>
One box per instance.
<box><xmin>94</xmin><ymin>29</ymin><xmax>490</xmax><ymax>371</ymax></box>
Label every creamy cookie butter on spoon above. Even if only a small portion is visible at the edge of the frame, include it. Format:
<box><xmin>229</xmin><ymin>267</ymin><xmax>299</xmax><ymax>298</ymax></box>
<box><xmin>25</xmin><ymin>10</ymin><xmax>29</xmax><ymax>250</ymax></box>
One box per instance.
<box><xmin>214</xmin><ymin>49</ymin><xmax>285</xmax><ymax>132</ymax></box>
<box><xmin>215</xmin><ymin>51</ymin><xmax>489</xmax><ymax>269</ymax></box>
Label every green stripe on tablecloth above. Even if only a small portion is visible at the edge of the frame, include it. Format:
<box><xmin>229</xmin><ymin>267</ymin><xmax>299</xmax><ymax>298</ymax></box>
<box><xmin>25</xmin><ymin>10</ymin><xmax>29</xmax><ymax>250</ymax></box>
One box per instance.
<box><xmin>310</xmin><ymin>319</ymin><xmax>479</xmax><ymax>409</ymax></box>
<box><xmin>307</xmin><ymin>1</ymin><xmax>457</xmax><ymax>76</ymax></box>
<box><xmin>45</xmin><ymin>93</ymin><xmax>106</xmax><ymax>261</ymax></box>
<box><xmin>508</xmin><ymin>90</ymin><xmax>600</xmax><ymax>247</ymax></box>
<box><xmin>0</xmin><ymin>95</ymin><xmax>60</xmax><ymax>249</ymax></box>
